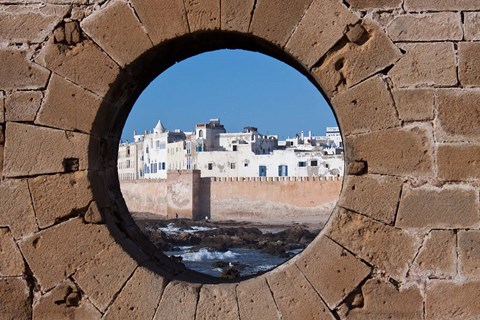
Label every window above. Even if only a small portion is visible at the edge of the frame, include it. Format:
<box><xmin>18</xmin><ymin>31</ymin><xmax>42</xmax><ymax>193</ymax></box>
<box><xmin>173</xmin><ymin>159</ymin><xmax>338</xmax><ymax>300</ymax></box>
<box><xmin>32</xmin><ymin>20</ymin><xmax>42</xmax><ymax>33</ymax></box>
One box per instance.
<box><xmin>325</xmin><ymin>164</ymin><xmax>330</xmax><ymax>169</ymax></box>
<box><xmin>298</xmin><ymin>161</ymin><xmax>307</xmax><ymax>167</ymax></box>
<box><xmin>230</xmin><ymin>163</ymin><xmax>236</xmax><ymax>169</ymax></box>
<box><xmin>259</xmin><ymin>165</ymin><xmax>267</xmax><ymax>177</ymax></box>
<box><xmin>127</xmin><ymin>160</ymin><xmax>131</xmax><ymax>168</ymax></box>
<box><xmin>233</xmin><ymin>145</ymin><xmax>237</xmax><ymax>151</ymax></box>
<box><xmin>162</xmin><ymin>162</ymin><xmax>166</xmax><ymax>170</ymax></box>
<box><xmin>310</xmin><ymin>160</ymin><xmax>318</xmax><ymax>167</ymax></box>
<box><xmin>127</xmin><ymin>147</ymin><xmax>130</xmax><ymax>156</ymax></box>
<box><xmin>278</xmin><ymin>165</ymin><xmax>288</xmax><ymax>177</ymax></box>
<box><xmin>198</xmin><ymin>130</ymin><xmax>204</xmax><ymax>138</ymax></box>
<box><xmin>197</xmin><ymin>145</ymin><xmax>203</xmax><ymax>152</ymax></box>
<box><xmin>208</xmin><ymin>163</ymin><xmax>213</xmax><ymax>170</ymax></box>
<box><xmin>244</xmin><ymin>163</ymin><xmax>249</xmax><ymax>167</ymax></box>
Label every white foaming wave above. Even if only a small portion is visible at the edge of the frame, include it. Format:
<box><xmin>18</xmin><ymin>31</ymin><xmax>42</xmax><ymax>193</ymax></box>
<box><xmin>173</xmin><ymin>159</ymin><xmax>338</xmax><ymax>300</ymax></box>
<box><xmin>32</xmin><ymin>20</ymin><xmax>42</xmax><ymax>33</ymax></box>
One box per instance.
<box><xmin>158</xmin><ymin>223</ymin><xmax>217</xmax><ymax>235</ymax></box>
<box><xmin>253</xmin><ymin>265</ymin><xmax>276</xmax><ymax>272</ymax></box>
<box><xmin>180</xmin><ymin>248</ymin><xmax>238</xmax><ymax>262</ymax></box>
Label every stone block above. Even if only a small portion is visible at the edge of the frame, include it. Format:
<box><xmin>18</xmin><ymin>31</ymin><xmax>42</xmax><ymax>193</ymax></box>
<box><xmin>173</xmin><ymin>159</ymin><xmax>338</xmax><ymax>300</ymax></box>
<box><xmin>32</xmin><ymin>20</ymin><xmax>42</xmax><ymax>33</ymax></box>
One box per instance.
<box><xmin>196</xmin><ymin>284</ymin><xmax>240</xmax><ymax>320</ymax></box>
<box><xmin>326</xmin><ymin>208</ymin><xmax>418</xmax><ymax>280</ymax></box>
<box><xmin>296</xmin><ymin>236</ymin><xmax>371</xmax><ymax>308</ymax></box>
<box><xmin>237</xmin><ymin>277</ymin><xmax>280</xmax><ymax>320</ymax></box>
<box><xmin>221</xmin><ymin>0</ymin><xmax>255</xmax><ymax>33</ymax></box>
<box><xmin>130</xmin><ymin>0</ymin><xmax>189</xmax><ymax>45</ymax></box>
<box><xmin>81</xmin><ymin>1</ymin><xmax>153</xmax><ymax>67</ymax></box>
<box><xmin>154</xmin><ymin>281</ymin><xmax>200</xmax><ymax>320</ymax></box>
<box><xmin>346</xmin><ymin>0</ymin><xmax>402</xmax><ymax>9</ymax></box>
<box><xmin>3</xmin><ymin>122</ymin><xmax>99</xmax><ymax>177</ymax></box>
<box><xmin>0</xmin><ymin>49</ymin><xmax>49</xmax><ymax>90</ymax></box>
<box><xmin>389</xmin><ymin>43</ymin><xmax>457</xmax><ymax>87</ymax></box>
<box><xmin>426</xmin><ymin>281</ymin><xmax>480</xmax><ymax>320</ymax></box>
<box><xmin>250</xmin><ymin>0</ymin><xmax>313</xmax><ymax>47</ymax></box>
<box><xmin>396</xmin><ymin>185</ymin><xmax>479</xmax><ymax>229</ymax></box>
<box><xmin>346</xmin><ymin>126</ymin><xmax>433</xmax><ymax>177</ymax></box>
<box><xmin>0</xmin><ymin>91</ymin><xmax>4</xmax><ymax>123</ymax></box>
<box><xmin>404</xmin><ymin>0</ymin><xmax>480</xmax><ymax>11</ymax></box>
<box><xmin>0</xmin><ymin>228</ymin><xmax>25</xmax><ymax>276</ymax></box>
<box><xmin>438</xmin><ymin>144</ymin><xmax>480</xmax><ymax>181</ymax></box>
<box><xmin>459</xmin><ymin>43</ymin><xmax>480</xmax><ymax>87</ymax></box>
<box><xmin>459</xmin><ymin>230</ymin><xmax>480</xmax><ymax>277</ymax></box>
<box><xmin>464</xmin><ymin>12</ymin><xmax>480</xmax><ymax>40</ymax></box>
<box><xmin>184</xmin><ymin>0</ymin><xmax>220</xmax><ymax>32</ymax></box>
<box><xmin>0</xmin><ymin>179</ymin><xmax>37</xmax><ymax>238</ymax></box>
<box><xmin>387</xmin><ymin>13</ymin><xmax>462</xmax><ymax>41</ymax></box>
<box><xmin>33</xmin><ymin>280</ymin><xmax>101</xmax><ymax>320</ymax></box>
<box><xmin>346</xmin><ymin>279</ymin><xmax>423</xmax><ymax>319</ymax></box>
<box><xmin>392</xmin><ymin>88</ymin><xmax>434</xmax><ymax>122</ymax></box>
<box><xmin>339</xmin><ymin>175</ymin><xmax>403</xmax><ymax>224</ymax></box>
<box><xmin>285</xmin><ymin>0</ymin><xmax>358</xmax><ymax>68</ymax></box>
<box><xmin>5</xmin><ymin>91</ymin><xmax>43</xmax><ymax>122</ymax></box>
<box><xmin>0</xmin><ymin>278</ymin><xmax>31</xmax><ymax>320</ymax></box>
<box><xmin>18</xmin><ymin>218</ymin><xmax>114</xmax><ymax>291</ymax></box>
<box><xmin>36</xmin><ymin>74</ymin><xmax>104</xmax><ymax>134</ymax></box>
<box><xmin>332</xmin><ymin>76</ymin><xmax>400</xmax><ymax>136</ymax></box>
<box><xmin>313</xmin><ymin>22</ymin><xmax>402</xmax><ymax>97</ymax></box>
<box><xmin>411</xmin><ymin>230</ymin><xmax>457</xmax><ymax>278</ymax></box>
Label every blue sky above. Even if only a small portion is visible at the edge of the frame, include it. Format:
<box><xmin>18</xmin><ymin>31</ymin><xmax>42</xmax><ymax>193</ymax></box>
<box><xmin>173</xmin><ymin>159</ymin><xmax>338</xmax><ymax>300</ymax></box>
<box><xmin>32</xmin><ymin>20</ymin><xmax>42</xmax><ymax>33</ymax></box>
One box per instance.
<box><xmin>121</xmin><ymin>49</ymin><xmax>337</xmax><ymax>142</ymax></box>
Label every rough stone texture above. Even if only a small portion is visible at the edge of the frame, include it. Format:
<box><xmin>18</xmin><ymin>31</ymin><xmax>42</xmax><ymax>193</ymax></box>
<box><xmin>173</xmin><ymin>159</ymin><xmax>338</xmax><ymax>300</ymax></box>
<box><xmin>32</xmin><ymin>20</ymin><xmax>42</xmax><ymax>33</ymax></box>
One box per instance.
<box><xmin>459</xmin><ymin>43</ymin><xmax>480</xmax><ymax>87</ymax></box>
<box><xmin>154</xmin><ymin>281</ymin><xmax>201</xmax><ymax>320</ymax></box>
<box><xmin>314</xmin><ymin>22</ymin><xmax>402</xmax><ymax>97</ymax></box>
<box><xmin>0</xmin><ymin>228</ymin><xmax>25</xmax><ymax>276</ymax></box>
<box><xmin>250</xmin><ymin>0</ymin><xmax>313</xmax><ymax>47</ymax></box>
<box><xmin>0</xmin><ymin>278</ymin><xmax>31</xmax><ymax>320</ymax></box>
<box><xmin>81</xmin><ymin>1</ymin><xmax>153</xmax><ymax>67</ymax></box>
<box><xmin>346</xmin><ymin>280</ymin><xmax>423</xmax><ymax>319</ymax></box>
<box><xmin>426</xmin><ymin>281</ymin><xmax>480</xmax><ymax>320</ymax></box>
<box><xmin>326</xmin><ymin>208</ymin><xmax>418</xmax><ymax>279</ymax></box>
<box><xmin>196</xmin><ymin>284</ymin><xmax>240</xmax><ymax>320</ymax></box>
<box><xmin>0</xmin><ymin>91</ymin><xmax>4</xmax><ymax>123</ymax></box>
<box><xmin>404</xmin><ymin>0</ymin><xmax>480</xmax><ymax>11</ymax></box>
<box><xmin>0</xmin><ymin>179</ymin><xmax>38</xmax><ymax>238</ymax></box>
<box><xmin>103</xmin><ymin>265</ymin><xmax>167</xmax><ymax>320</ymax></box>
<box><xmin>221</xmin><ymin>0</ymin><xmax>255</xmax><ymax>32</ymax></box>
<box><xmin>389</xmin><ymin>43</ymin><xmax>457</xmax><ymax>87</ymax></box>
<box><xmin>237</xmin><ymin>277</ymin><xmax>280</xmax><ymax>320</ymax></box>
<box><xmin>346</xmin><ymin>0</ymin><xmax>402</xmax><ymax>9</ymax></box>
<box><xmin>464</xmin><ymin>12</ymin><xmax>480</xmax><ymax>40</ymax></box>
<box><xmin>332</xmin><ymin>76</ymin><xmax>400</xmax><ymax>136</ymax></box>
<box><xmin>285</xmin><ymin>0</ymin><xmax>358</xmax><ymax>68</ymax></box>
<box><xmin>184</xmin><ymin>0</ymin><xmax>220</xmax><ymax>32</ymax></box>
<box><xmin>33</xmin><ymin>280</ymin><xmax>102</xmax><ymax>320</ymax></box>
<box><xmin>339</xmin><ymin>175</ymin><xmax>403</xmax><ymax>224</ymax></box>
<box><xmin>411</xmin><ymin>230</ymin><xmax>457</xmax><ymax>278</ymax></box>
<box><xmin>397</xmin><ymin>185</ymin><xmax>479</xmax><ymax>229</ymax></box>
<box><xmin>387</xmin><ymin>13</ymin><xmax>463</xmax><ymax>41</ymax></box>
<box><xmin>5</xmin><ymin>91</ymin><xmax>43</xmax><ymax>122</ymax></box>
<box><xmin>18</xmin><ymin>218</ymin><xmax>114</xmax><ymax>291</ymax></box>
<box><xmin>392</xmin><ymin>89</ymin><xmax>434</xmax><ymax>122</ymax></box>
<box><xmin>130</xmin><ymin>0</ymin><xmax>189</xmax><ymax>45</ymax></box>
<box><xmin>458</xmin><ymin>230</ymin><xmax>480</xmax><ymax>277</ymax></box>
<box><xmin>296</xmin><ymin>236</ymin><xmax>371</xmax><ymax>308</ymax></box>
<box><xmin>0</xmin><ymin>49</ymin><xmax>50</xmax><ymax>90</ymax></box>
<box><xmin>438</xmin><ymin>144</ymin><xmax>480</xmax><ymax>181</ymax></box>
<box><xmin>346</xmin><ymin>126</ymin><xmax>433</xmax><ymax>177</ymax></box>
<box><xmin>267</xmin><ymin>265</ymin><xmax>335</xmax><ymax>320</ymax></box>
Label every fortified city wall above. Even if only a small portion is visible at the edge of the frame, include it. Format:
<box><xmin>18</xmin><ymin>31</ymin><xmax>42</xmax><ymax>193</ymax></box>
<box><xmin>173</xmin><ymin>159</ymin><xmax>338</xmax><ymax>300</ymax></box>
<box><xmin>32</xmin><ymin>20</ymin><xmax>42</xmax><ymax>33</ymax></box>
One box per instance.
<box><xmin>1</xmin><ymin>0</ymin><xmax>480</xmax><ymax>319</ymax></box>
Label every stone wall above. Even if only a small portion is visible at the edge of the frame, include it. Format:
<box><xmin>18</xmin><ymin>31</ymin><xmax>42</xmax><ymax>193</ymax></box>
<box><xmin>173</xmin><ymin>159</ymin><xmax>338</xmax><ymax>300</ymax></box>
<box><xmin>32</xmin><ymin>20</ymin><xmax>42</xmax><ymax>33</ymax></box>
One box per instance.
<box><xmin>1</xmin><ymin>0</ymin><xmax>480</xmax><ymax>319</ymax></box>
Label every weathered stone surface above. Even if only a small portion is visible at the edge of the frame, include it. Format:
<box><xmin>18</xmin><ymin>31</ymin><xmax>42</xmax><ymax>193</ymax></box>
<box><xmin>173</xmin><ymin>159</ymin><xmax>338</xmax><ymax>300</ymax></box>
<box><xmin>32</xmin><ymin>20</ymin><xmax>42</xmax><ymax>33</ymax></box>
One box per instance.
<box><xmin>339</xmin><ymin>175</ymin><xmax>403</xmax><ymax>224</ymax></box>
<box><xmin>103</xmin><ymin>265</ymin><xmax>166</xmax><ymax>320</ymax></box>
<box><xmin>237</xmin><ymin>277</ymin><xmax>280</xmax><ymax>320</ymax></box>
<box><xmin>154</xmin><ymin>281</ymin><xmax>200</xmax><ymax>320</ymax></box>
<box><xmin>83</xmin><ymin>201</ymin><xmax>104</xmax><ymax>224</ymax></box>
<box><xmin>326</xmin><ymin>208</ymin><xmax>418</xmax><ymax>279</ymax></box>
<box><xmin>81</xmin><ymin>1</ymin><xmax>153</xmax><ymax>67</ymax></box>
<box><xmin>285</xmin><ymin>0</ymin><xmax>358</xmax><ymax>68</ymax></box>
<box><xmin>267</xmin><ymin>265</ymin><xmax>335</xmax><ymax>320</ymax></box>
<box><xmin>33</xmin><ymin>280</ymin><xmax>101</xmax><ymax>320</ymax></box>
<box><xmin>346</xmin><ymin>126</ymin><xmax>433</xmax><ymax>177</ymax></box>
<box><xmin>130</xmin><ymin>0</ymin><xmax>189</xmax><ymax>45</ymax></box>
<box><xmin>438</xmin><ymin>144</ymin><xmax>480</xmax><ymax>181</ymax></box>
<box><xmin>5</xmin><ymin>91</ymin><xmax>43</xmax><ymax>122</ymax></box>
<box><xmin>389</xmin><ymin>43</ymin><xmax>457</xmax><ymax>87</ymax></box>
<box><xmin>0</xmin><ymin>278</ymin><xmax>31</xmax><ymax>320</ymax></box>
<box><xmin>250</xmin><ymin>0</ymin><xmax>313</xmax><ymax>47</ymax></box>
<box><xmin>18</xmin><ymin>218</ymin><xmax>113</xmax><ymax>291</ymax></box>
<box><xmin>387</xmin><ymin>13</ymin><xmax>462</xmax><ymax>41</ymax></box>
<box><xmin>0</xmin><ymin>91</ymin><xmax>4</xmax><ymax>123</ymax></box>
<box><xmin>0</xmin><ymin>228</ymin><xmax>25</xmax><ymax>276</ymax></box>
<box><xmin>392</xmin><ymin>88</ymin><xmax>434</xmax><ymax>122</ymax></box>
<box><xmin>314</xmin><ymin>22</ymin><xmax>402</xmax><ymax>97</ymax></box>
<box><xmin>346</xmin><ymin>279</ymin><xmax>423</xmax><ymax>319</ymax></box>
<box><xmin>296</xmin><ymin>236</ymin><xmax>371</xmax><ymax>308</ymax></box>
<box><xmin>0</xmin><ymin>49</ymin><xmax>50</xmax><ymax>90</ymax></box>
<box><xmin>196</xmin><ymin>284</ymin><xmax>240</xmax><ymax>320</ymax></box>
<box><xmin>459</xmin><ymin>230</ymin><xmax>480</xmax><ymax>277</ymax></box>
<box><xmin>397</xmin><ymin>185</ymin><xmax>479</xmax><ymax>229</ymax></box>
<box><xmin>184</xmin><ymin>0</ymin><xmax>220</xmax><ymax>32</ymax></box>
<box><xmin>332</xmin><ymin>76</ymin><xmax>400</xmax><ymax>136</ymax></box>
<box><xmin>221</xmin><ymin>0</ymin><xmax>254</xmax><ymax>32</ymax></box>
<box><xmin>0</xmin><ymin>179</ymin><xmax>37</xmax><ymax>238</ymax></box>
<box><xmin>3</xmin><ymin>122</ymin><xmax>98</xmax><ymax>176</ymax></box>
<box><xmin>426</xmin><ymin>281</ymin><xmax>480</xmax><ymax>320</ymax></box>
<box><xmin>411</xmin><ymin>230</ymin><xmax>457</xmax><ymax>278</ymax></box>
<box><xmin>464</xmin><ymin>12</ymin><xmax>480</xmax><ymax>40</ymax></box>
<box><xmin>404</xmin><ymin>0</ymin><xmax>480</xmax><ymax>11</ymax></box>
<box><xmin>346</xmin><ymin>0</ymin><xmax>402</xmax><ymax>9</ymax></box>
<box><xmin>459</xmin><ymin>43</ymin><xmax>480</xmax><ymax>87</ymax></box>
